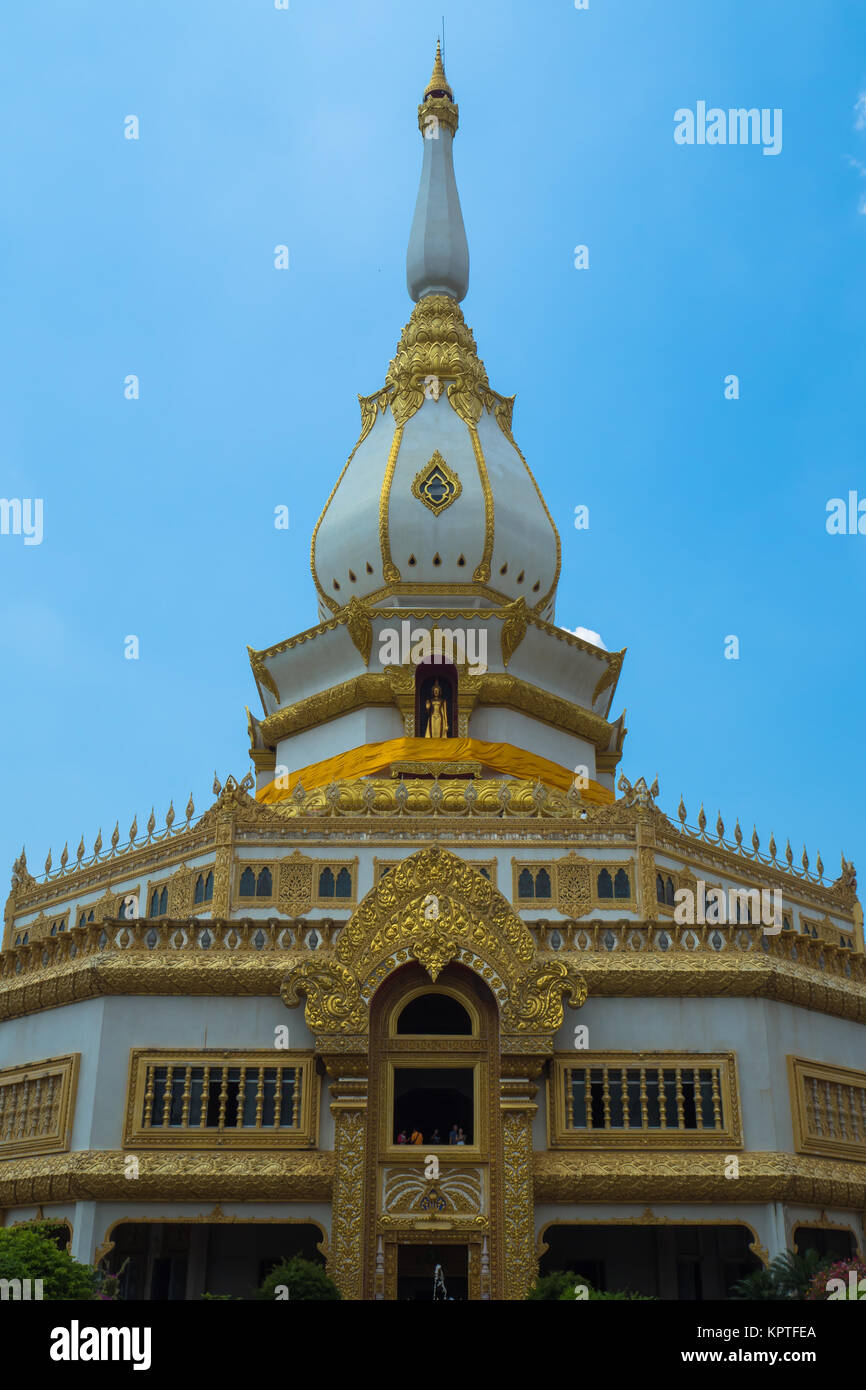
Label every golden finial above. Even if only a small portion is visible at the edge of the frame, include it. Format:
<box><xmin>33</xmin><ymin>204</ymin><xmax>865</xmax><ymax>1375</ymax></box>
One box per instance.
<box><xmin>424</xmin><ymin>38</ymin><xmax>453</xmax><ymax>101</ymax></box>
<box><xmin>697</xmin><ymin>803</ymin><xmax>706</xmax><ymax>833</ymax></box>
<box><xmin>93</xmin><ymin>828</ymin><xmax>103</xmax><ymax>857</ymax></box>
<box><xmin>734</xmin><ymin>819</ymin><xmax>743</xmax><ymax>848</ymax></box>
<box><xmin>785</xmin><ymin>838</ymin><xmax>793</xmax><ymax>867</ymax></box>
<box><xmin>802</xmin><ymin>844</ymin><xmax>809</xmax><ymax>873</ymax></box>
<box><xmin>44</xmin><ymin>848</ymin><xmax>52</xmax><ymax>875</ymax></box>
<box><xmin>146</xmin><ymin>807</ymin><xmax>156</xmax><ymax>839</ymax></box>
<box><xmin>129</xmin><ymin>814</ymin><xmax>138</xmax><ymax>843</ymax></box>
<box><xmin>213</xmin><ymin>772</ymin><xmax>222</xmax><ymax>797</ymax></box>
<box><xmin>677</xmin><ymin>795</ymin><xmax>687</xmax><ymax>826</ymax></box>
<box><xmin>111</xmin><ymin>821</ymin><xmax>120</xmax><ymax>851</ymax></box>
<box><xmin>769</xmin><ymin>831</ymin><xmax>777</xmax><ymax>861</ymax></box>
<box><xmin>165</xmin><ymin>800</ymin><xmax>175</xmax><ymax>830</ymax></box>
<box><xmin>751</xmin><ymin>825</ymin><xmax>759</xmax><ymax>854</ymax></box>
<box><xmin>76</xmin><ymin>835</ymin><xmax>85</xmax><ymax>864</ymax></box>
<box><xmin>716</xmin><ymin>811</ymin><xmax>724</xmax><ymax>841</ymax></box>
<box><xmin>185</xmin><ymin>793</ymin><xmax>195</xmax><ymax>824</ymax></box>
<box><xmin>60</xmin><ymin>842</ymin><xmax>69</xmax><ymax>870</ymax></box>
<box><xmin>816</xmin><ymin>850</ymin><xmax>824</xmax><ymax>879</ymax></box>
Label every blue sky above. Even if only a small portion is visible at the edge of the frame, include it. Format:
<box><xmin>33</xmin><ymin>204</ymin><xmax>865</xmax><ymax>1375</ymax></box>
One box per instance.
<box><xmin>1</xmin><ymin>0</ymin><xmax>865</xmax><ymax>893</ymax></box>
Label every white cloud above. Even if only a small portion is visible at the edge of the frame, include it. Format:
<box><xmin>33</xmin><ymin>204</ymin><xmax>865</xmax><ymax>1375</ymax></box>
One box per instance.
<box><xmin>846</xmin><ymin>155</ymin><xmax>866</xmax><ymax>176</ymax></box>
<box><xmin>859</xmin><ymin>192</ymin><xmax>866</xmax><ymax>216</ymax></box>
<box><xmin>855</xmin><ymin>92</ymin><xmax>866</xmax><ymax>130</ymax></box>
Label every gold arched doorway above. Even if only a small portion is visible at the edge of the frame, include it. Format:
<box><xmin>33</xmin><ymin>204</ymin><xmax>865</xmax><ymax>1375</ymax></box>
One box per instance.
<box><xmin>281</xmin><ymin>845</ymin><xmax>587</xmax><ymax>1300</ymax></box>
<box><xmin>365</xmin><ymin>962</ymin><xmax>500</xmax><ymax>1299</ymax></box>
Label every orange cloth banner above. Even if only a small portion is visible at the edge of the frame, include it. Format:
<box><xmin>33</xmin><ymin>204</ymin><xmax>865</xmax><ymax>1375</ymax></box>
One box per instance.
<box><xmin>256</xmin><ymin>737</ymin><xmax>613</xmax><ymax>805</ymax></box>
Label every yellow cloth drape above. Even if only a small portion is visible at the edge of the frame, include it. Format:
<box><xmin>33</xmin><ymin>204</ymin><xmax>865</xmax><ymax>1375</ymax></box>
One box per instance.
<box><xmin>256</xmin><ymin>737</ymin><xmax>613</xmax><ymax>805</ymax></box>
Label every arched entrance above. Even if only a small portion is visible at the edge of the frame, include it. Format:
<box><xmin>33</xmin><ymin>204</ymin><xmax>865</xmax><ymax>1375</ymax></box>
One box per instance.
<box><xmin>363</xmin><ymin>962</ymin><xmax>501</xmax><ymax>1300</ymax></box>
<box><xmin>281</xmin><ymin>845</ymin><xmax>587</xmax><ymax>1300</ymax></box>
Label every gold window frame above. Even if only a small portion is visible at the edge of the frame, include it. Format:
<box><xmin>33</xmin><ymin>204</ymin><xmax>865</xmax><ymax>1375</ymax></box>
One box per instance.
<box><xmin>383</xmin><ymin>1057</ymin><xmax>483</xmax><ymax>1157</ymax></box>
<box><xmin>311</xmin><ymin>858</ymin><xmax>358</xmax><ymax>908</ymax></box>
<box><xmin>0</xmin><ymin>1053</ymin><xmax>80</xmax><ymax>1158</ymax></box>
<box><xmin>123</xmin><ymin>1049</ymin><xmax>318</xmax><ymax>1149</ymax></box>
<box><xmin>548</xmin><ymin>1051</ymin><xmax>742</xmax><ymax>1150</ymax></box>
<box><xmin>788</xmin><ymin>1055</ymin><xmax>866</xmax><ymax>1162</ymax></box>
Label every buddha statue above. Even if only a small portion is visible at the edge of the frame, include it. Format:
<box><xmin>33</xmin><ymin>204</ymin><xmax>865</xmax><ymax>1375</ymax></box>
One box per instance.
<box><xmin>424</xmin><ymin>680</ymin><xmax>449</xmax><ymax>738</ymax></box>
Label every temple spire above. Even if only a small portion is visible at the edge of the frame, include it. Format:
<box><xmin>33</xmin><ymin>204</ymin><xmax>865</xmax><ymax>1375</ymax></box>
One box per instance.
<box><xmin>406</xmin><ymin>40</ymin><xmax>469</xmax><ymax>303</ymax></box>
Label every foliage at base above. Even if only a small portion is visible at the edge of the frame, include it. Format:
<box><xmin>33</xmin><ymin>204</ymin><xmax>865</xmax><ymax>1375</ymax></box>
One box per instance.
<box><xmin>0</xmin><ymin>1224</ymin><xmax>96</xmax><ymax>1300</ymax></box>
<box><xmin>255</xmin><ymin>1254</ymin><xmax>342</xmax><ymax>1301</ymax></box>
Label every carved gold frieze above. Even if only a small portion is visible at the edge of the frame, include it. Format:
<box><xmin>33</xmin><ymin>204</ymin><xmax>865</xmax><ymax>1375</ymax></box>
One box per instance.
<box><xmin>382</xmin><ymin>1164</ymin><xmax>484</xmax><ymax>1217</ymax></box>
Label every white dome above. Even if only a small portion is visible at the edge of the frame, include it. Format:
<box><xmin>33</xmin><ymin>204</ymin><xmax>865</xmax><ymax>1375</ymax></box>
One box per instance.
<box><xmin>311</xmin><ymin>296</ymin><xmax>560</xmax><ymax>620</ymax></box>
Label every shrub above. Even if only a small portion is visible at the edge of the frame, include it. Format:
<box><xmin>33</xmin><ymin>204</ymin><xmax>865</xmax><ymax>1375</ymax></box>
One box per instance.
<box><xmin>730</xmin><ymin>1248</ymin><xmax>829</xmax><ymax>1301</ymax></box>
<box><xmin>0</xmin><ymin>1224</ymin><xmax>95</xmax><ymax>1300</ymax></box>
<box><xmin>527</xmin><ymin>1270</ymin><xmax>655</xmax><ymax>1300</ymax></box>
<box><xmin>805</xmin><ymin>1257</ymin><xmax>866</xmax><ymax>1301</ymax></box>
<box><xmin>256</xmin><ymin>1254</ymin><xmax>341</xmax><ymax>1301</ymax></box>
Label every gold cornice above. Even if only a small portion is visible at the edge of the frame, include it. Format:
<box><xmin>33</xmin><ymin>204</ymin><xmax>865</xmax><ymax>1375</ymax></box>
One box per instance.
<box><xmin>533</xmin><ymin>1150</ymin><xmax>866</xmax><ymax>1206</ymax></box>
<box><xmin>0</xmin><ymin>1150</ymin><xmax>335</xmax><ymax>1207</ymax></box>
<box><xmin>258</xmin><ymin>668</ymin><xmax>617</xmax><ymax>751</ymax></box>
<box><xmin>3</xmin><ymin>912</ymin><xmax>865</xmax><ymax>1026</ymax></box>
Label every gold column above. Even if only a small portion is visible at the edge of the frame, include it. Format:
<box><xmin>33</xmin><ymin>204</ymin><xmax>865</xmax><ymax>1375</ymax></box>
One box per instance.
<box><xmin>211</xmin><ymin>809</ymin><xmax>234</xmax><ymax>917</ymax></box>
<box><xmin>324</xmin><ymin>1055</ymin><xmax>368</xmax><ymax>1301</ymax></box>
<box><xmin>636</xmin><ymin>814</ymin><xmax>658</xmax><ymax>921</ymax></box>
<box><xmin>500</xmin><ymin>1057</ymin><xmax>543</xmax><ymax>1301</ymax></box>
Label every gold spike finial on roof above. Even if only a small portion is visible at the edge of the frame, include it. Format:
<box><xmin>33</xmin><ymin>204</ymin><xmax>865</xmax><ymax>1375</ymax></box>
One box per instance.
<box><xmin>424</xmin><ymin>38</ymin><xmax>453</xmax><ymax>101</ymax></box>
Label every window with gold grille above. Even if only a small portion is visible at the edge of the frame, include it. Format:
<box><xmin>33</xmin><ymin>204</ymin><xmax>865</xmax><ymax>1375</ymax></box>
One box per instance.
<box><xmin>788</xmin><ymin>1056</ymin><xmax>866</xmax><ymax>1161</ymax></box>
<box><xmin>0</xmin><ymin>1054</ymin><xmax>80</xmax><ymax>1158</ymax></box>
<box><xmin>549</xmin><ymin>1053</ymin><xmax>741</xmax><ymax>1148</ymax></box>
<box><xmin>124</xmin><ymin>1050</ymin><xmax>317</xmax><ymax>1148</ymax></box>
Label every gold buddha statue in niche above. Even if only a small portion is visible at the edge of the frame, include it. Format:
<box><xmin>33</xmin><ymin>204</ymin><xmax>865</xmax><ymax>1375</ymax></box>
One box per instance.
<box><xmin>424</xmin><ymin>680</ymin><xmax>449</xmax><ymax>738</ymax></box>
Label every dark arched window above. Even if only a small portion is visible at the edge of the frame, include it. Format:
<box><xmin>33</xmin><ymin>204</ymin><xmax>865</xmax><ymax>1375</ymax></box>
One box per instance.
<box><xmin>256</xmin><ymin>867</ymin><xmax>272</xmax><ymax>898</ymax></box>
<box><xmin>335</xmin><ymin>868</ymin><xmax>352</xmax><ymax>899</ymax></box>
<box><xmin>397</xmin><ymin>993</ymin><xmax>473</xmax><ymax>1035</ymax></box>
<box><xmin>194</xmin><ymin>874</ymin><xmax>205</xmax><ymax>905</ymax></box>
<box><xmin>614</xmin><ymin>869</ymin><xmax>630</xmax><ymax>899</ymax></box>
<box><xmin>518</xmin><ymin>868</ymin><xmax>534</xmax><ymax>900</ymax></box>
<box><xmin>597</xmin><ymin>869</ymin><xmax>613</xmax><ymax>899</ymax></box>
<box><xmin>535</xmin><ymin>868</ymin><xmax>552</xmax><ymax>899</ymax></box>
<box><xmin>665</xmin><ymin>876</ymin><xmax>675</xmax><ymax>906</ymax></box>
<box><xmin>239</xmin><ymin>868</ymin><xmax>256</xmax><ymax>898</ymax></box>
<box><xmin>318</xmin><ymin>867</ymin><xmax>335</xmax><ymax>899</ymax></box>
<box><xmin>159</xmin><ymin>887</ymin><xmax>168</xmax><ymax>915</ymax></box>
<box><xmin>656</xmin><ymin>874</ymin><xmax>665</xmax><ymax>904</ymax></box>
<box><xmin>204</xmin><ymin>871</ymin><xmax>213</xmax><ymax>902</ymax></box>
<box><xmin>148</xmin><ymin>890</ymin><xmax>159</xmax><ymax>918</ymax></box>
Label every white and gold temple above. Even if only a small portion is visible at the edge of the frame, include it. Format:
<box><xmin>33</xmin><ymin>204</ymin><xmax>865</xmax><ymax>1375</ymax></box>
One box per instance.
<box><xmin>1</xmin><ymin>45</ymin><xmax>864</xmax><ymax>1301</ymax></box>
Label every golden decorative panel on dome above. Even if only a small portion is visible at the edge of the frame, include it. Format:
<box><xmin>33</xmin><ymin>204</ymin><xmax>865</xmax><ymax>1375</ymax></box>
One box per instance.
<box><xmin>411</xmin><ymin>451</ymin><xmax>462</xmax><ymax>517</ymax></box>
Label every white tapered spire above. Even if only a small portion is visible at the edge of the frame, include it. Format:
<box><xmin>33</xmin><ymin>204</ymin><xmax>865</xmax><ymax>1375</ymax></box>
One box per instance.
<box><xmin>406</xmin><ymin>40</ymin><xmax>469</xmax><ymax>302</ymax></box>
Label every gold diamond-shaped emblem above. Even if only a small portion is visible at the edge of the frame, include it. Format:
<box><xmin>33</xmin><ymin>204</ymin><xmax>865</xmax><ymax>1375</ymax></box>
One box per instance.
<box><xmin>411</xmin><ymin>451</ymin><xmax>462</xmax><ymax>517</ymax></box>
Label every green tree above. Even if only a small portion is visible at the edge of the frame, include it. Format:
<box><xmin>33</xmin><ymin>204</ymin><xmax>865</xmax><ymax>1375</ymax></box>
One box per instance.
<box><xmin>730</xmin><ymin>1248</ymin><xmax>829</xmax><ymax>1301</ymax></box>
<box><xmin>0</xmin><ymin>1224</ymin><xmax>95</xmax><ymax>1300</ymax></box>
<box><xmin>256</xmin><ymin>1254</ymin><xmax>341</xmax><ymax>1301</ymax></box>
